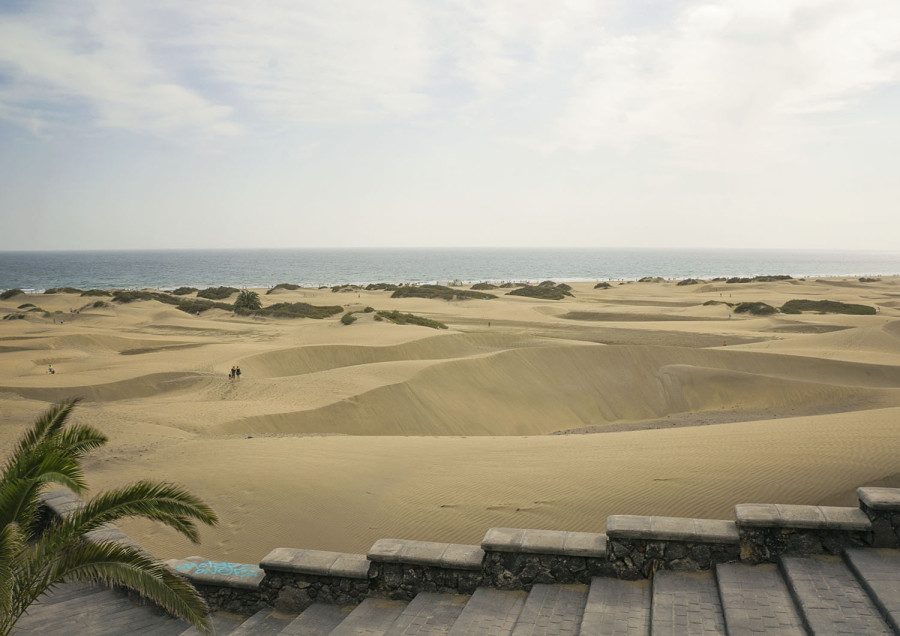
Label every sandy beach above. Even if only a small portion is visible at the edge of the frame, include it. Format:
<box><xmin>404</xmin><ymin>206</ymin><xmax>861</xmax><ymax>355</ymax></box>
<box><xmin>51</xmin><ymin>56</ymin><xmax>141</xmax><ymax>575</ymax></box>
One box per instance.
<box><xmin>2</xmin><ymin>277</ymin><xmax>900</xmax><ymax>564</ymax></box>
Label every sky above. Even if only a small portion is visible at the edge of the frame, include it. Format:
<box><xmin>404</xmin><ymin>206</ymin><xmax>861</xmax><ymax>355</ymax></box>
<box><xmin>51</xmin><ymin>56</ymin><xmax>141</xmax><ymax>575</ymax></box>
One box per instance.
<box><xmin>1</xmin><ymin>1</ymin><xmax>899</xmax><ymax>251</ymax></box>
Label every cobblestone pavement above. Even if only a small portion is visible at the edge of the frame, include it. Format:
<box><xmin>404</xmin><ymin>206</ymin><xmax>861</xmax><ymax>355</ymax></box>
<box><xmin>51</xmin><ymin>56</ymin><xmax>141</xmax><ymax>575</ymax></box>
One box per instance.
<box><xmin>651</xmin><ymin>571</ymin><xmax>726</xmax><ymax>636</ymax></box>
<box><xmin>510</xmin><ymin>583</ymin><xmax>588</xmax><ymax>636</ymax></box>
<box><xmin>842</xmin><ymin>548</ymin><xmax>900</xmax><ymax>633</ymax></box>
<box><xmin>580</xmin><ymin>577</ymin><xmax>650</xmax><ymax>635</ymax></box>
<box><xmin>715</xmin><ymin>563</ymin><xmax>806</xmax><ymax>635</ymax></box>
<box><xmin>780</xmin><ymin>555</ymin><xmax>891</xmax><ymax>635</ymax></box>
<box><xmin>447</xmin><ymin>588</ymin><xmax>527</xmax><ymax>636</ymax></box>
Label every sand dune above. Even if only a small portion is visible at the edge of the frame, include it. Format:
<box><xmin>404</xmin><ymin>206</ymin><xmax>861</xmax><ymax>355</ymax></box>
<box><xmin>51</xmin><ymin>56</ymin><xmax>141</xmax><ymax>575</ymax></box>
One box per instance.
<box><xmin>2</xmin><ymin>277</ymin><xmax>900</xmax><ymax>563</ymax></box>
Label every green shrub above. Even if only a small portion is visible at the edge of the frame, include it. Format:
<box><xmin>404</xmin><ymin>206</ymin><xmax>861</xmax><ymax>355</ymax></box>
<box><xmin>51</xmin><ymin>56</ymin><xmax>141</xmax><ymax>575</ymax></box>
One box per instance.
<box><xmin>331</xmin><ymin>284</ymin><xmax>362</xmax><ymax>293</ymax></box>
<box><xmin>234</xmin><ymin>290</ymin><xmax>262</xmax><ymax>311</ymax></box>
<box><xmin>172</xmin><ymin>287</ymin><xmax>198</xmax><ymax>296</ymax></box>
<box><xmin>507</xmin><ymin>284</ymin><xmax>573</xmax><ymax>300</ymax></box>
<box><xmin>471</xmin><ymin>283</ymin><xmax>497</xmax><ymax>290</ymax></box>
<box><xmin>753</xmin><ymin>275</ymin><xmax>792</xmax><ymax>282</ymax></box>
<box><xmin>45</xmin><ymin>287</ymin><xmax>83</xmax><ymax>294</ymax></box>
<box><xmin>859</xmin><ymin>277</ymin><xmax>881</xmax><ymax>283</ymax></box>
<box><xmin>112</xmin><ymin>290</ymin><xmax>180</xmax><ymax>306</ymax></box>
<box><xmin>363</xmin><ymin>306</ymin><xmax>375</xmax><ymax>313</ymax></box>
<box><xmin>677</xmin><ymin>279</ymin><xmax>702</xmax><ymax>286</ymax></box>
<box><xmin>266</xmin><ymin>283</ymin><xmax>300</xmax><ymax>294</ymax></box>
<box><xmin>365</xmin><ymin>283</ymin><xmax>399</xmax><ymax>291</ymax></box>
<box><xmin>375</xmin><ymin>310</ymin><xmax>447</xmax><ymax>329</ymax></box>
<box><xmin>3</xmin><ymin>313</ymin><xmax>26</xmax><ymax>320</ymax></box>
<box><xmin>391</xmin><ymin>285</ymin><xmax>495</xmax><ymax>301</ymax></box>
<box><xmin>594</xmin><ymin>282</ymin><xmax>611</xmax><ymax>289</ymax></box>
<box><xmin>17</xmin><ymin>303</ymin><xmax>35</xmax><ymax>309</ymax></box>
<box><xmin>175</xmin><ymin>299</ymin><xmax>227</xmax><ymax>314</ymax></box>
<box><xmin>780</xmin><ymin>299</ymin><xmax>876</xmax><ymax>315</ymax></box>
<box><xmin>727</xmin><ymin>277</ymin><xmax>752</xmax><ymax>284</ymax></box>
<box><xmin>499</xmin><ymin>282</ymin><xmax>526</xmax><ymax>288</ymax></box>
<box><xmin>638</xmin><ymin>277</ymin><xmax>664</xmax><ymax>283</ymax></box>
<box><xmin>734</xmin><ymin>302</ymin><xmax>777</xmax><ymax>315</ymax></box>
<box><xmin>91</xmin><ymin>300</ymin><xmax>109</xmax><ymax>309</ymax></box>
<box><xmin>703</xmin><ymin>300</ymin><xmax>734</xmax><ymax>307</ymax></box>
<box><xmin>197</xmin><ymin>286</ymin><xmax>239</xmax><ymax>300</ymax></box>
<box><xmin>80</xmin><ymin>289</ymin><xmax>111</xmax><ymax>297</ymax></box>
<box><xmin>340</xmin><ymin>312</ymin><xmax>358</xmax><ymax>325</ymax></box>
<box><xmin>538</xmin><ymin>280</ymin><xmax>558</xmax><ymax>287</ymax></box>
<box><xmin>248</xmin><ymin>302</ymin><xmax>343</xmax><ymax>319</ymax></box>
<box><xmin>1</xmin><ymin>289</ymin><xmax>24</xmax><ymax>300</ymax></box>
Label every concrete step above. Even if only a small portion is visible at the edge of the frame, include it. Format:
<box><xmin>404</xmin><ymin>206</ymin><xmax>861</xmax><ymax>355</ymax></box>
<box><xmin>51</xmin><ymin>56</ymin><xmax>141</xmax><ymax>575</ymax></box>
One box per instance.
<box><xmin>715</xmin><ymin>562</ymin><xmax>805</xmax><ymax>635</ymax></box>
<box><xmin>580</xmin><ymin>577</ymin><xmax>650</xmax><ymax>635</ymax></box>
<box><xmin>650</xmin><ymin>570</ymin><xmax>726</xmax><ymax>636</ymax></box>
<box><xmin>843</xmin><ymin>547</ymin><xmax>900</xmax><ymax>632</ymax></box>
<box><xmin>329</xmin><ymin>598</ymin><xmax>408</xmax><ymax>636</ymax></box>
<box><xmin>14</xmin><ymin>587</ymin><xmax>147</xmax><ymax>634</ymax></box>
<box><xmin>178</xmin><ymin>611</ymin><xmax>245</xmax><ymax>635</ymax></box>
<box><xmin>280</xmin><ymin>603</ymin><xmax>355</xmax><ymax>635</ymax></box>
<box><xmin>384</xmin><ymin>592</ymin><xmax>470</xmax><ymax>635</ymax></box>
<box><xmin>225</xmin><ymin>608</ymin><xmax>297</xmax><ymax>635</ymax></box>
<box><xmin>447</xmin><ymin>588</ymin><xmax>528</xmax><ymax>636</ymax></box>
<box><xmin>780</xmin><ymin>554</ymin><xmax>891</xmax><ymax>634</ymax></box>
<box><xmin>510</xmin><ymin>583</ymin><xmax>588</xmax><ymax>636</ymax></box>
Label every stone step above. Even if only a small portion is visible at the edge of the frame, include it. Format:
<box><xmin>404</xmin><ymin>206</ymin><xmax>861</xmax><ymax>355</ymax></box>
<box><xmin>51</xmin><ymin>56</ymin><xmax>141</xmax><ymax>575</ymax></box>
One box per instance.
<box><xmin>580</xmin><ymin>577</ymin><xmax>650</xmax><ymax>635</ymax></box>
<box><xmin>843</xmin><ymin>547</ymin><xmax>900</xmax><ymax>632</ymax></box>
<box><xmin>14</xmin><ymin>587</ymin><xmax>159</xmax><ymax>634</ymax></box>
<box><xmin>650</xmin><ymin>570</ymin><xmax>726</xmax><ymax>636</ymax></box>
<box><xmin>715</xmin><ymin>562</ymin><xmax>805</xmax><ymax>635</ymax></box>
<box><xmin>779</xmin><ymin>554</ymin><xmax>891</xmax><ymax>634</ymax></box>
<box><xmin>447</xmin><ymin>587</ymin><xmax>528</xmax><ymax>635</ymax></box>
<box><xmin>384</xmin><ymin>592</ymin><xmax>470</xmax><ymax>635</ymax></box>
<box><xmin>280</xmin><ymin>603</ymin><xmax>355</xmax><ymax>635</ymax></box>
<box><xmin>178</xmin><ymin>611</ymin><xmax>245</xmax><ymax>635</ymax></box>
<box><xmin>329</xmin><ymin>598</ymin><xmax>408</xmax><ymax>635</ymax></box>
<box><xmin>227</xmin><ymin>608</ymin><xmax>298</xmax><ymax>635</ymax></box>
<box><xmin>510</xmin><ymin>583</ymin><xmax>588</xmax><ymax>636</ymax></box>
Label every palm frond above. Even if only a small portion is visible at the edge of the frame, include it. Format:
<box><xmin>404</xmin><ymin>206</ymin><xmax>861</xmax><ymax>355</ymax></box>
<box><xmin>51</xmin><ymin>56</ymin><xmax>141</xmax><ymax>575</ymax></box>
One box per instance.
<box><xmin>51</xmin><ymin>541</ymin><xmax>212</xmax><ymax>633</ymax></box>
<box><xmin>7</xmin><ymin>398</ymin><xmax>82</xmax><ymax>463</ymax></box>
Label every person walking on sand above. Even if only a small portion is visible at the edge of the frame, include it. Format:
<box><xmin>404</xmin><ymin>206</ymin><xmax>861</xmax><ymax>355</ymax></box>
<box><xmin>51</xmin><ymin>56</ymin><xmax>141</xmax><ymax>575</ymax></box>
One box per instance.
<box><xmin>235</xmin><ymin>366</ymin><xmax>241</xmax><ymax>379</ymax></box>
<box><xmin>48</xmin><ymin>364</ymin><xmax>54</xmax><ymax>375</ymax></box>
<box><xmin>229</xmin><ymin>366</ymin><xmax>235</xmax><ymax>380</ymax></box>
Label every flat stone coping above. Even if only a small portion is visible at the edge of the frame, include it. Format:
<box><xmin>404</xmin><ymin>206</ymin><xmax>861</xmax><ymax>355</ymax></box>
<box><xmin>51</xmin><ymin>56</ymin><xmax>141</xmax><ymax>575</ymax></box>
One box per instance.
<box><xmin>481</xmin><ymin>528</ymin><xmax>607</xmax><ymax>558</ymax></box>
<box><xmin>734</xmin><ymin>504</ymin><xmax>871</xmax><ymax>531</ymax></box>
<box><xmin>605</xmin><ymin>516</ymin><xmax>739</xmax><ymax>545</ymax></box>
<box><xmin>368</xmin><ymin>539</ymin><xmax>484</xmax><ymax>571</ymax></box>
<box><xmin>858</xmin><ymin>487</ymin><xmax>900</xmax><ymax>511</ymax></box>
<box><xmin>167</xmin><ymin>556</ymin><xmax>265</xmax><ymax>591</ymax></box>
<box><xmin>260</xmin><ymin>548</ymin><xmax>370</xmax><ymax>579</ymax></box>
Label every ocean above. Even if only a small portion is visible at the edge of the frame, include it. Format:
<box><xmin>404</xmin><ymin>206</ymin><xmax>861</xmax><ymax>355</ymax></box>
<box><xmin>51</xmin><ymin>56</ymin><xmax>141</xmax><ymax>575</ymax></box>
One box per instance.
<box><xmin>1</xmin><ymin>248</ymin><xmax>899</xmax><ymax>293</ymax></box>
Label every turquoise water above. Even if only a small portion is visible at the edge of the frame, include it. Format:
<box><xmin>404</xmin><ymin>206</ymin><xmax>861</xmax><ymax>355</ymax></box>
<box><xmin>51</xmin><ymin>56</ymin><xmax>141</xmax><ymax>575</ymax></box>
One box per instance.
<box><xmin>1</xmin><ymin>248</ymin><xmax>899</xmax><ymax>293</ymax></box>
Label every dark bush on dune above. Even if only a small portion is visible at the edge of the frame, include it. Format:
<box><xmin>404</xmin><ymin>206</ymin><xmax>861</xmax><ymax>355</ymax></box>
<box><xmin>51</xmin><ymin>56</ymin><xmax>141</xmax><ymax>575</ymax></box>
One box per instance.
<box><xmin>340</xmin><ymin>312</ymin><xmax>357</xmax><ymax>325</ymax></box>
<box><xmin>45</xmin><ymin>287</ymin><xmax>83</xmax><ymax>294</ymax></box>
<box><xmin>594</xmin><ymin>282</ymin><xmax>611</xmax><ymax>289</ymax></box>
<box><xmin>250</xmin><ymin>302</ymin><xmax>343</xmax><ymax>319</ymax></box>
<box><xmin>727</xmin><ymin>275</ymin><xmax>792</xmax><ymax>284</ymax></box>
<box><xmin>471</xmin><ymin>283</ymin><xmax>497</xmax><ymax>290</ymax></box>
<box><xmin>365</xmin><ymin>283</ymin><xmax>399</xmax><ymax>291</ymax></box>
<box><xmin>703</xmin><ymin>300</ymin><xmax>735</xmax><ymax>307</ymax></box>
<box><xmin>780</xmin><ymin>299</ymin><xmax>875</xmax><ymax>315</ymax></box>
<box><xmin>734</xmin><ymin>302</ymin><xmax>777</xmax><ymax>315</ymax></box>
<box><xmin>391</xmin><ymin>284</ymin><xmax>495</xmax><ymax>301</ymax></box>
<box><xmin>266</xmin><ymin>283</ymin><xmax>300</xmax><ymax>294</ymax></box>
<box><xmin>859</xmin><ymin>277</ymin><xmax>881</xmax><ymax>283</ymax></box>
<box><xmin>638</xmin><ymin>277</ymin><xmax>664</xmax><ymax>283</ymax></box>
<box><xmin>499</xmin><ymin>282</ymin><xmax>526</xmax><ymax>288</ymax></box>
<box><xmin>197</xmin><ymin>286</ymin><xmax>239</xmax><ymax>300</ymax></box>
<box><xmin>91</xmin><ymin>300</ymin><xmax>109</xmax><ymax>309</ymax></box>
<box><xmin>175</xmin><ymin>299</ymin><xmax>232</xmax><ymax>314</ymax></box>
<box><xmin>172</xmin><ymin>287</ymin><xmax>199</xmax><ymax>296</ymax></box>
<box><xmin>376</xmin><ymin>310</ymin><xmax>447</xmax><ymax>329</ymax></box>
<box><xmin>0</xmin><ymin>289</ymin><xmax>24</xmax><ymax>300</ymax></box>
<box><xmin>80</xmin><ymin>289</ymin><xmax>111</xmax><ymax>297</ymax></box>
<box><xmin>677</xmin><ymin>279</ymin><xmax>702</xmax><ymax>286</ymax></box>
<box><xmin>727</xmin><ymin>277</ymin><xmax>752</xmax><ymax>284</ymax></box>
<box><xmin>507</xmin><ymin>284</ymin><xmax>573</xmax><ymax>300</ymax></box>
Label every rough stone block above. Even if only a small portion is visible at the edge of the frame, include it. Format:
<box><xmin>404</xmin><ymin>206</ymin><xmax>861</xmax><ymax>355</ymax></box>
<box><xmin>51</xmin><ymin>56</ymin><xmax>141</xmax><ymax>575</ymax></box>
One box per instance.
<box><xmin>859</xmin><ymin>487</ymin><xmax>900</xmax><ymax>512</ymax></box>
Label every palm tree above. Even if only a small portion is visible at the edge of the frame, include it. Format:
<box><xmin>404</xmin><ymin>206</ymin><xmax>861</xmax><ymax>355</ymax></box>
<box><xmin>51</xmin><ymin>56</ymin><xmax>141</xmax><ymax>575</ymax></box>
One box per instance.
<box><xmin>234</xmin><ymin>290</ymin><xmax>261</xmax><ymax>312</ymax></box>
<box><xmin>0</xmin><ymin>398</ymin><xmax>218</xmax><ymax>635</ymax></box>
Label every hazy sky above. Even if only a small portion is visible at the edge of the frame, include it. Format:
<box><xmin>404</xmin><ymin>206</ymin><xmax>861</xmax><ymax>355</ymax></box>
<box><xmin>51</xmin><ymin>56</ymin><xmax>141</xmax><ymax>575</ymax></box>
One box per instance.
<box><xmin>1</xmin><ymin>1</ymin><xmax>899</xmax><ymax>251</ymax></box>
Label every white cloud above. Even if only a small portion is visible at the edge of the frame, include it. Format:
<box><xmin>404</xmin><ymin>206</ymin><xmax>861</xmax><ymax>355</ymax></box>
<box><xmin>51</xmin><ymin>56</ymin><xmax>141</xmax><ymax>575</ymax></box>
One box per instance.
<box><xmin>0</xmin><ymin>3</ymin><xmax>241</xmax><ymax>139</ymax></box>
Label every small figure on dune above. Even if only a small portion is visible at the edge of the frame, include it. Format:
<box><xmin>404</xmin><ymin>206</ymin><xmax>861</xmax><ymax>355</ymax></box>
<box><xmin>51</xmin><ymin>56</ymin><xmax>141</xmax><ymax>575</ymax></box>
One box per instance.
<box><xmin>48</xmin><ymin>364</ymin><xmax>55</xmax><ymax>375</ymax></box>
<box><xmin>235</xmin><ymin>366</ymin><xmax>241</xmax><ymax>379</ymax></box>
<box><xmin>229</xmin><ymin>366</ymin><xmax>235</xmax><ymax>380</ymax></box>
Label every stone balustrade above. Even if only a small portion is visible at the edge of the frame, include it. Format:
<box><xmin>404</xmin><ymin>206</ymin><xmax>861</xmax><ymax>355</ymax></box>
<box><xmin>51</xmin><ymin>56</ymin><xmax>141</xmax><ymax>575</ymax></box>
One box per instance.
<box><xmin>367</xmin><ymin>539</ymin><xmax>484</xmax><ymax>599</ymax></box>
<box><xmin>37</xmin><ymin>484</ymin><xmax>900</xmax><ymax>617</ymax></box>
<box><xmin>606</xmin><ymin>515</ymin><xmax>740</xmax><ymax>579</ymax></box>
<box><xmin>258</xmin><ymin>548</ymin><xmax>371</xmax><ymax>612</ymax></box>
<box><xmin>735</xmin><ymin>503</ymin><xmax>872</xmax><ymax>564</ymax></box>
<box><xmin>481</xmin><ymin>528</ymin><xmax>611</xmax><ymax>589</ymax></box>
<box><xmin>857</xmin><ymin>487</ymin><xmax>900</xmax><ymax>548</ymax></box>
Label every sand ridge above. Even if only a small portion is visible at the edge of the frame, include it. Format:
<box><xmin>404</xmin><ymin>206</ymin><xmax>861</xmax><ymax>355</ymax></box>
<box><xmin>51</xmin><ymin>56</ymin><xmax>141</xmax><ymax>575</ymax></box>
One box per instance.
<box><xmin>1</xmin><ymin>276</ymin><xmax>899</xmax><ymax>562</ymax></box>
